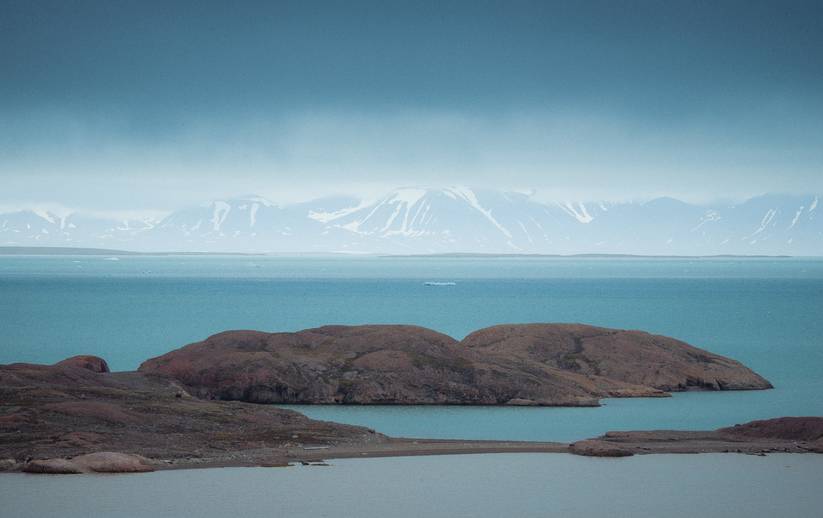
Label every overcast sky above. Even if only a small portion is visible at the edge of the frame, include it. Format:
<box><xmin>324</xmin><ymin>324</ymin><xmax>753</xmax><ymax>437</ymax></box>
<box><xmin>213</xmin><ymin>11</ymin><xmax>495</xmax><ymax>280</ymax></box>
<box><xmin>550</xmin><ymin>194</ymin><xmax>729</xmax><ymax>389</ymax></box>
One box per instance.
<box><xmin>1</xmin><ymin>0</ymin><xmax>822</xmax><ymax>213</ymax></box>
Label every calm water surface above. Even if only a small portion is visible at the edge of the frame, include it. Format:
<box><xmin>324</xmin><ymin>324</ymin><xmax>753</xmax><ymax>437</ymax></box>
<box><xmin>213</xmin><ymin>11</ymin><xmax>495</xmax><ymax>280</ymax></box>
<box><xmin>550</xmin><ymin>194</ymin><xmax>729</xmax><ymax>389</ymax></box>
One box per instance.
<box><xmin>2</xmin><ymin>454</ymin><xmax>822</xmax><ymax>518</ymax></box>
<box><xmin>1</xmin><ymin>255</ymin><xmax>822</xmax><ymax>441</ymax></box>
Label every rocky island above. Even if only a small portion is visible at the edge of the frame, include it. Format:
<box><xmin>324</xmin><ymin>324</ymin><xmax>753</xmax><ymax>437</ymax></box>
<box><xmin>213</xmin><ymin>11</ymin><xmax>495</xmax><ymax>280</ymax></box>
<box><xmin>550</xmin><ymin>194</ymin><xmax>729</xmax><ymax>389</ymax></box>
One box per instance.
<box><xmin>139</xmin><ymin>323</ymin><xmax>771</xmax><ymax>406</ymax></box>
<box><xmin>2</xmin><ymin>323</ymin><xmax>813</xmax><ymax>475</ymax></box>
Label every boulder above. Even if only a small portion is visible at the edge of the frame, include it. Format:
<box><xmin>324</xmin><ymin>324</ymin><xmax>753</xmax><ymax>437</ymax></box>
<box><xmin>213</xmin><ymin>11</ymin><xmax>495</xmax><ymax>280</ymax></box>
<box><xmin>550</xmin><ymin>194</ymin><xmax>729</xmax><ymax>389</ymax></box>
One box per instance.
<box><xmin>22</xmin><ymin>452</ymin><xmax>153</xmax><ymax>474</ymax></box>
<box><xmin>73</xmin><ymin>452</ymin><xmax>154</xmax><ymax>473</ymax></box>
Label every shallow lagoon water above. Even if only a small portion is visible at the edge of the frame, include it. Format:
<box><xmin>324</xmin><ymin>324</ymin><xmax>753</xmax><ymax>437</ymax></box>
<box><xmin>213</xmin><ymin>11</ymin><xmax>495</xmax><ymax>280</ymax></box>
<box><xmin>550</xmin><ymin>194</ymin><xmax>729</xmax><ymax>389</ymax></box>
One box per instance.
<box><xmin>281</xmin><ymin>388</ymin><xmax>814</xmax><ymax>443</ymax></box>
<box><xmin>2</xmin><ymin>453</ymin><xmax>822</xmax><ymax>518</ymax></box>
<box><xmin>1</xmin><ymin>255</ymin><xmax>822</xmax><ymax>441</ymax></box>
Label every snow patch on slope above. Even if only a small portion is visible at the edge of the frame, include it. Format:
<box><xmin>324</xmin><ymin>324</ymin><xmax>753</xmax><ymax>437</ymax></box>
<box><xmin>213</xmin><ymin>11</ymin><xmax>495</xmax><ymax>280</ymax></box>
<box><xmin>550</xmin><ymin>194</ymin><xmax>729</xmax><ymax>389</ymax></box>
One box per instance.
<box><xmin>789</xmin><ymin>207</ymin><xmax>804</xmax><ymax>229</ymax></box>
<box><xmin>752</xmin><ymin>209</ymin><xmax>777</xmax><ymax>236</ymax></box>
<box><xmin>308</xmin><ymin>200</ymin><xmax>370</xmax><ymax>223</ymax></box>
<box><xmin>559</xmin><ymin>202</ymin><xmax>594</xmax><ymax>224</ymax></box>
<box><xmin>249</xmin><ymin>203</ymin><xmax>260</xmax><ymax>227</ymax></box>
<box><xmin>692</xmin><ymin>210</ymin><xmax>721</xmax><ymax>232</ymax></box>
<box><xmin>211</xmin><ymin>202</ymin><xmax>231</xmax><ymax>232</ymax></box>
<box><xmin>33</xmin><ymin>209</ymin><xmax>56</xmax><ymax>225</ymax></box>
<box><xmin>448</xmin><ymin>186</ymin><xmax>512</xmax><ymax>238</ymax></box>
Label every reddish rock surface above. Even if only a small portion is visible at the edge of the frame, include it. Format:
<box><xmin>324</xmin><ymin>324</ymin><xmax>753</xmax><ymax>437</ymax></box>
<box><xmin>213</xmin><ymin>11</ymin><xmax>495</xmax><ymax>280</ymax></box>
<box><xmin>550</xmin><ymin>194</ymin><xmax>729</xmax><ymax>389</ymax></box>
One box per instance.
<box><xmin>22</xmin><ymin>452</ymin><xmax>153</xmax><ymax>474</ymax></box>
<box><xmin>719</xmin><ymin>417</ymin><xmax>823</xmax><ymax>442</ymax></box>
<box><xmin>139</xmin><ymin>323</ymin><xmax>772</xmax><ymax>406</ymax></box>
<box><xmin>0</xmin><ymin>355</ymin><xmax>817</xmax><ymax>471</ymax></box>
<box><xmin>0</xmin><ymin>359</ymin><xmax>385</xmax><ymax>468</ymax></box>
<box><xmin>462</xmin><ymin>324</ymin><xmax>772</xmax><ymax>391</ymax></box>
<box><xmin>569</xmin><ymin>440</ymin><xmax>634</xmax><ymax>457</ymax></box>
<box><xmin>570</xmin><ymin>417</ymin><xmax>823</xmax><ymax>457</ymax></box>
<box><xmin>54</xmin><ymin>355</ymin><xmax>110</xmax><ymax>373</ymax></box>
<box><xmin>71</xmin><ymin>452</ymin><xmax>154</xmax><ymax>473</ymax></box>
<box><xmin>23</xmin><ymin>457</ymin><xmax>84</xmax><ymax>474</ymax></box>
<box><xmin>0</xmin><ymin>326</ymin><xmax>797</xmax><ymax>474</ymax></box>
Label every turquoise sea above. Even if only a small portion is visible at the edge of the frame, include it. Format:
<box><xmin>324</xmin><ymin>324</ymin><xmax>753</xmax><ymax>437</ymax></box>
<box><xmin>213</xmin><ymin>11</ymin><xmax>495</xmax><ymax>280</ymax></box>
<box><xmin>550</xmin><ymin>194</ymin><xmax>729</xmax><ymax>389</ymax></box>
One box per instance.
<box><xmin>2</xmin><ymin>255</ymin><xmax>822</xmax><ymax>441</ymax></box>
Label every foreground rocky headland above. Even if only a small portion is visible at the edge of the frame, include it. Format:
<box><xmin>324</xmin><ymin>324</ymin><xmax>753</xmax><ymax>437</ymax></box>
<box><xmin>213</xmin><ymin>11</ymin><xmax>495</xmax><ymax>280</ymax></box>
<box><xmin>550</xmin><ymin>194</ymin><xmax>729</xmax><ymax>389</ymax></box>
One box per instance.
<box><xmin>2</xmin><ymin>323</ymin><xmax>808</xmax><ymax>475</ymax></box>
<box><xmin>139</xmin><ymin>323</ymin><xmax>772</xmax><ymax>406</ymax></box>
<box><xmin>0</xmin><ymin>356</ymin><xmax>384</xmax><ymax>473</ymax></box>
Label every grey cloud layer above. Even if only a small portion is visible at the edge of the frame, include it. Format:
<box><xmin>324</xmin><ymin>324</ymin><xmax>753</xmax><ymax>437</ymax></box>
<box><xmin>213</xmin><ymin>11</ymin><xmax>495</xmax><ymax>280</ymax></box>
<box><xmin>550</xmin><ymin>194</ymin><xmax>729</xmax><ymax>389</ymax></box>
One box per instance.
<box><xmin>1</xmin><ymin>1</ymin><xmax>822</xmax><ymax>210</ymax></box>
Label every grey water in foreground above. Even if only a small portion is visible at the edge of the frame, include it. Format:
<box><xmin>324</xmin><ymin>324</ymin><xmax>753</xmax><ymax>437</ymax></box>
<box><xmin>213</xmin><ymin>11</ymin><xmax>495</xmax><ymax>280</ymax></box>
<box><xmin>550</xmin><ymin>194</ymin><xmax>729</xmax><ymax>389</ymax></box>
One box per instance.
<box><xmin>2</xmin><ymin>256</ymin><xmax>822</xmax><ymax>441</ymax></box>
<box><xmin>2</xmin><ymin>454</ymin><xmax>822</xmax><ymax>518</ymax></box>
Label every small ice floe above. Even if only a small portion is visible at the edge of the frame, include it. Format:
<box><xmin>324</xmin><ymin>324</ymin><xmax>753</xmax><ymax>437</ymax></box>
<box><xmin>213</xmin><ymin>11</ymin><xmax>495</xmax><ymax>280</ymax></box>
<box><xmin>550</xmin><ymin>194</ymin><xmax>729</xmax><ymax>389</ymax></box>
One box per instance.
<box><xmin>424</xmin><ymin>281</ymin><xmax>457</xmax><ymax>286</ymax></box>
<box><xmin>103</xmin><ymin>257</ymin><xmax>120</xmax><ymax>261</ymax></box>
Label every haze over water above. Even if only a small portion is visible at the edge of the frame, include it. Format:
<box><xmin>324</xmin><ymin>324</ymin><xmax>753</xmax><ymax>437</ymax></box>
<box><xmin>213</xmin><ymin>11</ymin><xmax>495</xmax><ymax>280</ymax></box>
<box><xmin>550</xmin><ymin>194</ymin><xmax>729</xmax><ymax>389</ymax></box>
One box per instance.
<box><xmin>2</xmin><ymin>255</ymin><xmax>821</xmax><ymax>442</ymax></box>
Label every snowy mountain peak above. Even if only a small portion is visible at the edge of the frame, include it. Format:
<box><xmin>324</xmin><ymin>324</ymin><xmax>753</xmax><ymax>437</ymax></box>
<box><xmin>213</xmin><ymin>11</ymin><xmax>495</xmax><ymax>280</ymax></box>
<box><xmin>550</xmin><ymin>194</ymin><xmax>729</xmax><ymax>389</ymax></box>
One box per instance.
<box><xmin>1</xmin><ymin>190</ymin><xmax>821</xmax><ymax>255</ymax></box>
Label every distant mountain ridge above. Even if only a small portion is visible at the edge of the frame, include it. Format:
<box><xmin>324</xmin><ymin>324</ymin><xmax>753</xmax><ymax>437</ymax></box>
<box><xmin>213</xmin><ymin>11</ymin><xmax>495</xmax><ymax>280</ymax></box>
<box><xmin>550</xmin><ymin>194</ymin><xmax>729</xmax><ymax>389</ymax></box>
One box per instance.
<box><xmin>1</xmin><ymin>188</ymin><xmax>820</xmax><ymax>255</ymax></box>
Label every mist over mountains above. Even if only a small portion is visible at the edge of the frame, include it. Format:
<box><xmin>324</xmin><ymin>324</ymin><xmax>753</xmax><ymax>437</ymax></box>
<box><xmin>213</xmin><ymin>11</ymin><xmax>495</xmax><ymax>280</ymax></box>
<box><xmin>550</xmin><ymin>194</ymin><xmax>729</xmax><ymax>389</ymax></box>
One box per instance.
<box><xmin>1</xmin><ymin>188</ymin><xmax>820</xmax><ymax>255</ymax></box>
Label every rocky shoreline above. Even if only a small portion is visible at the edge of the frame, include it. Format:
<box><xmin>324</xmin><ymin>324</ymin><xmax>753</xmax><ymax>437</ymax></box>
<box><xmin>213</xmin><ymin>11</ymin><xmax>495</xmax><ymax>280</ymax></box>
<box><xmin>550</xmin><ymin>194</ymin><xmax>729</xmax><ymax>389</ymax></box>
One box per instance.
<box><xmin>2</xmin><ymin>323</ymin><xmax>816</xmax><ymax>475</ymax></box>
<box><xmin>0</xmin><ymin>356</ymin><xmax>385</xmax><ymax>473</ymax></box>
<box><xmin>568</xmin><ymin>417</ymin><xmax>823</xmax><ymax>457</ymax></box>
<box><xmin>3</xmin><ymin>418</ymin><xmax>822</xmax><ymax>474</ymax></box>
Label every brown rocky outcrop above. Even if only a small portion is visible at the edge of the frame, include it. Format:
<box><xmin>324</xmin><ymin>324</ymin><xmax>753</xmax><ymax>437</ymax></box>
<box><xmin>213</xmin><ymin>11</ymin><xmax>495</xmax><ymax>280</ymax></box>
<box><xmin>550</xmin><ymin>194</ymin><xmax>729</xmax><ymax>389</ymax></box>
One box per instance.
<box><xmin>0</xmin><ymin>354</ymin><xmax>817</xmax><ymax>471</ymax></box>
<box><xmin>719</xmin><ymin>417</ymin><xmax>823</xmax><ymax>442</ymax></box>
<box><xmin>570</xmin><ymin>417</ymin><xmax>823</xmax><ymax>457</ymax></box>
<box><xmin>139</xmin><ymin>323</ymin><xmax>771</xmax><ymax>407</ymax></box>
<box><xmin>461</xmin><ymin>324</ymin><xmax>771</xmax><ymax>391</ymax></box>
<box><xmin>718</xmin><ymin>416</ymin><xmax>823</xmax><ymax>453</ymax></box>
<box><xmin>138</xmin><ymin>326</ymin><xmax>493</xmax><ymax>404</ymax></box>
<box><xmin>54</xmin><ymin>355</ymin><xmax>110</xmax><ymax>373</ymax></box>
<box><xmin>0</xmin><ymin>358</ymin><xmax>385</xmax><ymax>469</ymax></box>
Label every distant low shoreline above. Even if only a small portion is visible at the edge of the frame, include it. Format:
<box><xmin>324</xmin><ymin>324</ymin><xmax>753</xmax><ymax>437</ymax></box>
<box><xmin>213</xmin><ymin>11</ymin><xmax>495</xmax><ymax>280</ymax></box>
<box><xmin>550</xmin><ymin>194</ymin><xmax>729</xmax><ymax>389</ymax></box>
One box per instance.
<box><xmin>384</xmin><ymin>252</ymin><xmax>796</xmax><ymax>259</ymax></box>
<box><xmin>0</xmin><ymin>246</ymin><xmax>265</xmax><ymax>256</ymax></box>
<box><xmin>0</xmin><ymin>246</ymin><xmax>801</xmax><ymax>259</ymax></box>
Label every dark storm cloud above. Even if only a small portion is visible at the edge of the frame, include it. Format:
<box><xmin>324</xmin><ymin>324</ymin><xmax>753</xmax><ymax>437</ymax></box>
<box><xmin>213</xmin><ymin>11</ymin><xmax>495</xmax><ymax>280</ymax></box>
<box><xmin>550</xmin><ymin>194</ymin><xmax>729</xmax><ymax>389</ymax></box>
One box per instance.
<box><xmin>1</xmin><ymin>0</ymin><xmax>822</xmax><ymax>210</ymax></box>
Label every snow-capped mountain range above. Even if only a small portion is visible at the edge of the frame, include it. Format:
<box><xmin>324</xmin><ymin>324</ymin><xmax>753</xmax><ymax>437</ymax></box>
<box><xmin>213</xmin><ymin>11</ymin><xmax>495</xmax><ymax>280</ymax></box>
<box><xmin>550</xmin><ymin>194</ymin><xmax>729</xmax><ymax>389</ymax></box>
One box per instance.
<box><xmin>2</xmin><ymin>188</ymin><xmax>821</xmax><ymax>255</ymax></box>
